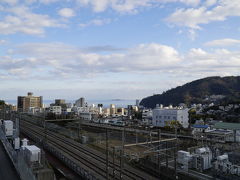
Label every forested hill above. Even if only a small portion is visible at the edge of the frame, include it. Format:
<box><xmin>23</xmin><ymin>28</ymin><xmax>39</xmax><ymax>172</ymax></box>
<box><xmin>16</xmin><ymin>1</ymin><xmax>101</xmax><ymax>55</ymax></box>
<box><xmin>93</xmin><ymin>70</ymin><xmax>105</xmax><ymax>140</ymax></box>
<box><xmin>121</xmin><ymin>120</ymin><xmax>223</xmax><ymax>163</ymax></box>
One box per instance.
<box><xmin>140</xmin><ymin>76</ymin><xmax>240</xmax><ymax>108</ymax></box>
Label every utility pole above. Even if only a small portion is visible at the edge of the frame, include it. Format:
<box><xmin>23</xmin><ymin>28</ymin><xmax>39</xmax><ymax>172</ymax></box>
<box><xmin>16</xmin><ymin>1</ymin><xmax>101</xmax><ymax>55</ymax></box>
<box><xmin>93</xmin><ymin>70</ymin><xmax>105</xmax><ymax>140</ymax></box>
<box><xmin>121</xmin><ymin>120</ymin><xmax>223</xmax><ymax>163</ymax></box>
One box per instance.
<box><xmin>158</xmin><ymin>129</ymin><xmax>161</xmax><ymax>177</ymax></box>
<box><xmin>44</xmin><ymin>111</ymin><xmax>47</xmax><ymax>143</ymax></box>
<box><xmin>120</xmin><ymin>126</ymin><xmax>125</xmax><ymax>179</ymax></box>
<box><xmin>165</xmin><ymin>141</ymin><xmax>168</xmax><ymax>168</ymax></box>
<box><xmin>78</xmin><ymin>118</ymin><xmax>81</xmax><ymax>139</ymax></box>
<box><xmin>15</xmin><ymin>118</ymin><xmax>19</xmax><ymax>137</ymax></box>
<box><xmin>145</xmin><ymin>127</ymin><xmax>148</xmax><ymax>145</ymax></box>
<box><xmin>112</xmin><ymin>147</ymin><xmax>115</xmax><ymax>178</ymax></box>
<box><xmin>174</xmin><ymin>126</ymin><xmax>178</xmax><ymax>180</ymax></box>
<box><xmin>3</xmin><ymin>104</ymin><xmax>5</xmax><ymax>120</ymax></box>
<box><xmin>135</xmin><ymin>129</ymin><xmax>138</xmax><ymax>145</ymax></box>
<box><xmin>120</xmin><ymin>149</ymin><xmax>123</xmax><ymax>179</ymax></box>
<box><xmin>150</xmin><ymin>130</ymin><xmax>152</xmax><ymax>144</ymax></box>
<box><xmin>122</xmin><ymin>125</ymin><xmax>125</xmax><ymax>161</ymax></box>
<box><xmin>106</xmin><ymin>128</ymin><xmax>109</xmax><ymax>180</ymax></box>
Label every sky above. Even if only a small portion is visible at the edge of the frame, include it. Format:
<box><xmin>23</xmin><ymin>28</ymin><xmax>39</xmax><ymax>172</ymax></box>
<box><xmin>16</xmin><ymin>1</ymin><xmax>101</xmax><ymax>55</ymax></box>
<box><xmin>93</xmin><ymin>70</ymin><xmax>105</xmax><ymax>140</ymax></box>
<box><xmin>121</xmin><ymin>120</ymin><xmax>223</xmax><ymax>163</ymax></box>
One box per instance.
<box><xmin>0</xmin><ymin>0</ymin><xmax>240</xmax><ymax>101</ymax></box>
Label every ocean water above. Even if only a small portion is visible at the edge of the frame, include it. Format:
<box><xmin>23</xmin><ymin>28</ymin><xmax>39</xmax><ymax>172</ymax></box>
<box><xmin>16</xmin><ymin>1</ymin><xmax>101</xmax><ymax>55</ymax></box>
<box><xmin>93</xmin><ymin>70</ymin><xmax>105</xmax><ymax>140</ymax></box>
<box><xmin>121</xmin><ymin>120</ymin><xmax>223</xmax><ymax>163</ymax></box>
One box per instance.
<box><xmin>5</xmin><ymin>99</ymin><xmax>137</xmax><ymax>108</ymax></box>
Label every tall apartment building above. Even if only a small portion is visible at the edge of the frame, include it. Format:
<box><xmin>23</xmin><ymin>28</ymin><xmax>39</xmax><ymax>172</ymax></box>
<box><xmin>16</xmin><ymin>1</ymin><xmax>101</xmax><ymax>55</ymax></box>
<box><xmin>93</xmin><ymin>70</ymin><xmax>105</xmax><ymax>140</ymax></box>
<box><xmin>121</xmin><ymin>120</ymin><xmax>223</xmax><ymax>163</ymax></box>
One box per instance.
<box><xmin>17</xmin><ymin>92</ymin><xmax>43</xmax><ymax>112</ymax></box>
<box><xmin>75</xmin><ymin>97</ymin><xmax>85</xmax><ymax>107</ymax></box>
<box><xmin>110</xmin><ymin>104</ymin><xmax>116</xmax><ymax>115</ymax></box>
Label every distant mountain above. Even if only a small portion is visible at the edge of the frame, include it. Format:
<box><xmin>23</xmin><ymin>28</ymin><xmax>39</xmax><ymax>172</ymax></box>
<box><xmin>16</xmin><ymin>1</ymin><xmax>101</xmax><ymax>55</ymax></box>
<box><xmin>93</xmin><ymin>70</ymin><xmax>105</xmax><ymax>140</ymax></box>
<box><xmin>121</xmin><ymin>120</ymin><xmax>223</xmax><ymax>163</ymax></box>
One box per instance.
<box><xmin>140</xmin><ymin>76</ymin><xmax>240</xmax><ymax>108</ymax></box>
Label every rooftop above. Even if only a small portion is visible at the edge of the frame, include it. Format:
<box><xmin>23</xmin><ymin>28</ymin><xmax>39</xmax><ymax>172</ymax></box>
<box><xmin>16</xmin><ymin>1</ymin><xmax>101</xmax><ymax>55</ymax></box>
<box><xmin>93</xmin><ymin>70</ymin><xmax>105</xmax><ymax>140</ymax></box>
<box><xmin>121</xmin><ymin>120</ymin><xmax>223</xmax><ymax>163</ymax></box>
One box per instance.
<box><xmin>214</xmin><ymin>122</ymin><xmax>240</xmax><ymax>130</ymax></box>
<box><xmin>206</xmin><ymin>129</ymin><xmax>233</xmax><ymax>135</ymax></box>
<box><xmin>192</xmin><ymin>124</ymin><xmax>209</xmax><ymax>129</ymax></box>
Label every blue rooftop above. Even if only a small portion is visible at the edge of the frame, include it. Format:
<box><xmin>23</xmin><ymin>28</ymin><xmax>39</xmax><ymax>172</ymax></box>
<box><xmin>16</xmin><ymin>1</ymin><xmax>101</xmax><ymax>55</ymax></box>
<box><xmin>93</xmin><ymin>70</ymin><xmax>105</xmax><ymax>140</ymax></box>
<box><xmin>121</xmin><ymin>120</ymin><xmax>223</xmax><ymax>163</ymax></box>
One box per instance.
<box><xmin>192</xmin><ymin>124</ymin><xmax>209</xmax><ymax>129</ymax></box>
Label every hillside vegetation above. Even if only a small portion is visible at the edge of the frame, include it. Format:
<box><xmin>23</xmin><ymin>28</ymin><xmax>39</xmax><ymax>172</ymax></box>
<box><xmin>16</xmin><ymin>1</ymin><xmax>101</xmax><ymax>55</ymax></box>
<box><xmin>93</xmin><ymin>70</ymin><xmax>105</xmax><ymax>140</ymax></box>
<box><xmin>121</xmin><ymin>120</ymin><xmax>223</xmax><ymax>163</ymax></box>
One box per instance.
<box><xmin>140</xmin><ymin>76</ymin><xmax>240</xmax><ymax>108</ymax></box>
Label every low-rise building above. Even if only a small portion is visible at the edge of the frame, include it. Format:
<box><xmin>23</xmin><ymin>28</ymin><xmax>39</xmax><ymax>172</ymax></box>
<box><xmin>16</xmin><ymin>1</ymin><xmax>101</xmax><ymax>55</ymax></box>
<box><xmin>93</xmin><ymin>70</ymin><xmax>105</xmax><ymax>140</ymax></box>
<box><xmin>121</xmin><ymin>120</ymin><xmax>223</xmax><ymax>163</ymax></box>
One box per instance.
<box><xmin>204</xmin><ymin>129</ymin><xmax>234</xmax><ymax>142</ymax></box>
<box><xmin>177</xmin><ymin>147</ymin><xmax>212</xmax><ymax>172</ymax></box>
<box><xmin>192</xmin><ymin>124</ymin><xmax>210</xmax><ymax>135</ymax></box>
<box><xmin>116</xmin><ymin>108</ymin><xmax>125</xmax><ymax>116</ymax></box>
<box><xmin>49</xmin><ymin>106</ymin><xmax>62</xmax><ymax>115</ymax></box>
<box><xmin>79</xmin><ymin>112</ymin><xmax>92</xmax><ymax>121</ymax></box>
<box><xmin>142</xmin><ymin>109</ymin><xmax>152</xmax><ymax>125</ymax></box>
<box><xmin>214</xmin><ymin>154</ymin><xmax>240</xmax><ymax>177</ymax></box>
<box><xmin>152</xmin><ymin>105</ymin><xmax>189</xmax><ymax>128</ymax></box>
<box><xmin>103</xmin><ymin>108</ymin><xmax>110</xmax><ymax>116</ymax></box>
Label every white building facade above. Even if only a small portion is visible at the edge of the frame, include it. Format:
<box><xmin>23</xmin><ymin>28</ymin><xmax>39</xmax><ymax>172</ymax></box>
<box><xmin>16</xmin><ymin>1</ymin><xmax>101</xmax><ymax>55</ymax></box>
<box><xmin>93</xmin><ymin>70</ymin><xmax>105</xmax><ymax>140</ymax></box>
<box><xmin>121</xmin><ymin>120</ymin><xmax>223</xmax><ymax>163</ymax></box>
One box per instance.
<box><xmin>79</xmin><ymin>112</ymin><xmax>92</xmax><ymax>121</ymax></box>
<box><xmin>49</xmin><ymin>106</ymin><xmax>62</xmax><ymax>115</ymax></box>
<box><xmin>152</xmin><ymin>106</ymin><xmax>189</xmax><ymax>128</ymax></box>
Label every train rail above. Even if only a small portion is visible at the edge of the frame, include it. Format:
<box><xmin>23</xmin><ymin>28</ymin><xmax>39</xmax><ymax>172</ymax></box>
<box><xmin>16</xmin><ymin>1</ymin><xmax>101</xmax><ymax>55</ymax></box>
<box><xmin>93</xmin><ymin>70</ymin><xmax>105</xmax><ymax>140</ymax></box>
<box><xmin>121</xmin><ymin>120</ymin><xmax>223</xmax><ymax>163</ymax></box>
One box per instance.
<box><xmin>20</xmin><ymin>119</ymin><xmax>158</xmax><ymax>180</ymax></box>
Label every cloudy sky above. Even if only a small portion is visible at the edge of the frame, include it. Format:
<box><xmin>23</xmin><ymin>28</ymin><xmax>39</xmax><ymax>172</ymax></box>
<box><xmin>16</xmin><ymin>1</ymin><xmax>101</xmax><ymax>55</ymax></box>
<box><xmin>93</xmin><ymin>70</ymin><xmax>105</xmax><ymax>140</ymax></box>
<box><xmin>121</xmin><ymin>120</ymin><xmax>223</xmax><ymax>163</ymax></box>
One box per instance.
<box><xmin>0</xmin><ymin>0</ymin><xmax>240</xmax><ymax>101</ymax></box>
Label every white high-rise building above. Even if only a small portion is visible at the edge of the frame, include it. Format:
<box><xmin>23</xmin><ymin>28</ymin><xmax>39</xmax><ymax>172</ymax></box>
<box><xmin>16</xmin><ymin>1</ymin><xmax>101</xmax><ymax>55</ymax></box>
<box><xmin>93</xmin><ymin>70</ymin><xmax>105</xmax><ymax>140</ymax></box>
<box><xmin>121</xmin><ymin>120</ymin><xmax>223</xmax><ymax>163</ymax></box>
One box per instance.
<box><xmin>152</xmin><ymin>105</ymin><xmax>189</xmax><ymax>128</ymax></box>
<box><xmin>136</xmin><ymin>99</ymin><xmax>140</xmax><ymax>107</ymax></box>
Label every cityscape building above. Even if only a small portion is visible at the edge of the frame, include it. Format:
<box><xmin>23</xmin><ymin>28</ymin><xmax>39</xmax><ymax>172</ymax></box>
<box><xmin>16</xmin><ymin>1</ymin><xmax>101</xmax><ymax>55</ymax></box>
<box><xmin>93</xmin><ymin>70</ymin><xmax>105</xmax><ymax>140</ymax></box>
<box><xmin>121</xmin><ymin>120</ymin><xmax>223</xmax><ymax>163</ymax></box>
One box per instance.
<box><xmin>54</xmin><ymin>99</ymin><xmax>66</xmax><ymax>105</ymax></box>
<box><xmin>136</xmin><ymin>99</ymin><xmax>140</xmax><ymax>107</ymax></box>
<box><xmin>110</xmin><ymin>104</ymin><xmax>116</xmax><ymax>115</ymax></box>
<box><xmin>152</xmin><ymin>105</ymin><xmax>189</xmax><ymax>128</ymax></box>
<box><xmin>17</xmin><ymin>92</ymin><xmax>43</xmax><ymax>112</ymax></box>
<box><xmin>75</xmin><ymin>97</ymin><xmax>85</xmax><ymax>107</ymax></box>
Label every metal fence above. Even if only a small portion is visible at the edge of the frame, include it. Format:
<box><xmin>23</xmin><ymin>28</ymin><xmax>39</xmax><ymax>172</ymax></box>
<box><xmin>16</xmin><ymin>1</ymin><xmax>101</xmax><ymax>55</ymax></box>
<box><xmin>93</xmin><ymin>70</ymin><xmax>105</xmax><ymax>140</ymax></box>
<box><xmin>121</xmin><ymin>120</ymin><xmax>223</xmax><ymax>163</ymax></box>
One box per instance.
<box><xmin>0</xmin><ymin>127</ymin><xmax>36</xmax><ymax>180</ymax></box>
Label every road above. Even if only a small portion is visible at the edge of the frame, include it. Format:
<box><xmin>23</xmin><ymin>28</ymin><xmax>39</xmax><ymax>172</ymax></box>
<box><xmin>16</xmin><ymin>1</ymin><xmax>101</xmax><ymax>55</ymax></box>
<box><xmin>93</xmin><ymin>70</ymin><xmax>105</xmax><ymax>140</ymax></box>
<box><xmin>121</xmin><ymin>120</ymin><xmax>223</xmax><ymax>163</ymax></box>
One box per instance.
<box><xmin>0</xmin><ymin>142</ymin><xmax>20</xmax><ymax>180</ymax></box>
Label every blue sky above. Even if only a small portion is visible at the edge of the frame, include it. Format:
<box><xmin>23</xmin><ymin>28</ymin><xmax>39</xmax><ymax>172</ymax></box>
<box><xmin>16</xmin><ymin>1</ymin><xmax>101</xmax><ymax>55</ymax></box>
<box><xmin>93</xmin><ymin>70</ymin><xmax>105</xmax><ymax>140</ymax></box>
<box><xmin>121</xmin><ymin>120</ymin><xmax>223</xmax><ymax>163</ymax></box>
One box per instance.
<box><xmin>0</xmin><ymin>0</ymin><xmax>240</xmax><ymax>101</ymax></box>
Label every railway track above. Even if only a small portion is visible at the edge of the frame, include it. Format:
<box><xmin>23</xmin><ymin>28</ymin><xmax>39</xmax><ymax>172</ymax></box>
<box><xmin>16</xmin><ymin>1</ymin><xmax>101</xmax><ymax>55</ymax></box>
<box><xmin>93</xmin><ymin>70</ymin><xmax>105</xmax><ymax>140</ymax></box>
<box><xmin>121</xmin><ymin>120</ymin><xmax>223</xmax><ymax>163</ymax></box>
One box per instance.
<box><xmin>20</xmin><ymin>120</ymin><xmax>158</xmax><ymax>180</ymax></box>
<box><xmin>21</xmin><ymin>125</ymin><xmax>106</xmax><ymax>179</ymax></box>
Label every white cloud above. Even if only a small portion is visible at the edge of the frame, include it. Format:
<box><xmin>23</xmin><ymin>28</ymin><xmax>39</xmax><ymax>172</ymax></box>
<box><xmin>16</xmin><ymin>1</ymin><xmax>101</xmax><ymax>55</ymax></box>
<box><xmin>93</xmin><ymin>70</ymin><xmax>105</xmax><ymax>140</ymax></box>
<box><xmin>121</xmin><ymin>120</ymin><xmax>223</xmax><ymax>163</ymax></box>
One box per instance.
<box><xmin>111</xmin><ymin>0</ymin><xmax>152</xmax><ymax>13</ymax></box>
<box><xmin>1</xmin><ymin>0</ymin><xmax>18</xmax><ymax>5</ymax></box>
<box><xmin>76</xmin><ymin>0</ymin><xmax>202</xmax><ymax>13</ymax></box>
<box><xmin>0</xmin><ymin>6</ymin><xmax>63</xmax><ymax>35</ymax></box>
<box><xmin>79</xmin><ymin>18</ymin><xmax>111</xmax><ymax>27</ymax></box>
<box><xmin>38</xmin><ymin>0</ymin><xmax>59</xmax><ymax>4</ymax></box>
<box><xmin>0</xmin><ymin>42</ymin><xmax>181</xmax><ymax>79</ymax></box>
<box><xmin>58</xmin><ymin>8</ymin><xmax>76</xmax><ymax>18</ymax></box>
<box><xmin>76</xmin><ymin>0</ymin><xmax>151</xmax><ymax>13</ymax></box>
<box><xmin>164</xmin><ymin>0</ymin><xmax>201</xmax><ymax>7</ymax></box>
<box><xmin>0</xmin><ymin>40</ymin><xmax>7</xmax><ymax>44</ymax></box>
<box><xmin>184</xmin><ymin>48</ymin><xmax>240</xmax><ymax>72</ymax></box>
<box><xmin>24</xmin><ymin>0</ymin><xmax>37</xmax><ymax>4</ymax></box>
<box><xmin>166</xmin><ymin>0</ymin><xmax>240</xmax><ymax>29</ymax></box>
<box><xmin>188</xmin><ymin>29</ymin><xmax>197</xmax><ymax>40</ymax></box>
<box><xmin>205</xmin><ymin>38</ymin><xmax>240</xmax><ymax>47</ymax></box>
<box><xmin>1</xmin><ymin>42</ymin><xmax>239</xmax><ymax>80</ymax></box>
<box><xmin>205</xmin><ymin>0</ymin><xmax>217</xmax><ymax>7</ymax></box>
<box><xmin>166</xmin><ymin>7</ymin><xmax>212</xmax><ymax>29</ymax></box>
